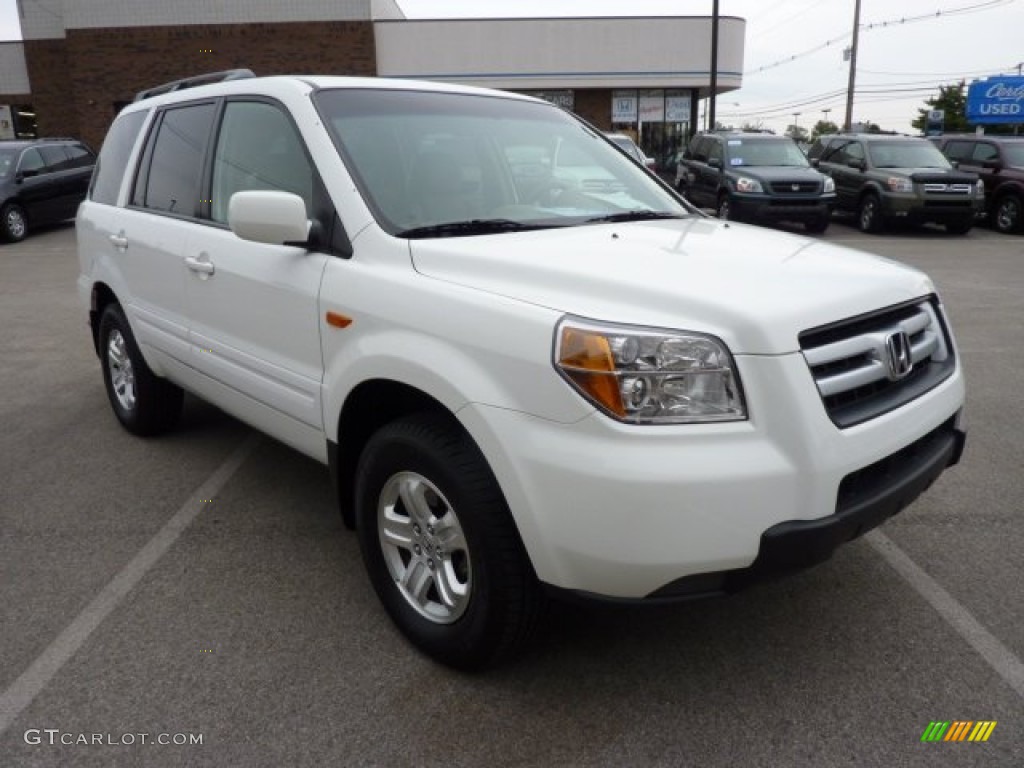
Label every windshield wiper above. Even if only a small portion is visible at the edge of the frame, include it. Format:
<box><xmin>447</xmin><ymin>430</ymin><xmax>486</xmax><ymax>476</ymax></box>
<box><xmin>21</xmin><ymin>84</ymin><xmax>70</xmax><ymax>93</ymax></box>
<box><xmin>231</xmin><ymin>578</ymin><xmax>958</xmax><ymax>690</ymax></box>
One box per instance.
<box><xmin>397</xmin><ymin>219</ymin><xmax>549</xmax><ymax>239</ymax></box>
<box><xmin>584</xmin><ymin>211</ymin><xmax>687</xmax><ymax>224</ymax></box>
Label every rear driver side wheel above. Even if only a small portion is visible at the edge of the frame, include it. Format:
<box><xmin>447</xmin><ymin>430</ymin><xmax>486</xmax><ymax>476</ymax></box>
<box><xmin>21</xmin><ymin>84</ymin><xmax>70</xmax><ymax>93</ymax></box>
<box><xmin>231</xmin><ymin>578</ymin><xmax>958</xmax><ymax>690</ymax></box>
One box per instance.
<box><xmin>98</xmin><ymin>304</ymin><xmax>184</xmax><ymax>436</ymax></box>
<box><xmin>355</xmin><ymin>414</ymin><xmax>543</xmax><ymax>670</ymax></box>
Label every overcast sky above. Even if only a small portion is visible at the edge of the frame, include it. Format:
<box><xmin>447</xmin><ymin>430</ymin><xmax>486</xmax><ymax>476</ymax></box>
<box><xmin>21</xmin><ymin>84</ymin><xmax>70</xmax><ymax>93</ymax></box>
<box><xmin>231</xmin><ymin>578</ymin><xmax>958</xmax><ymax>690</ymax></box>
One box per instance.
<box><xmin>2</xmin><ymin>0</ymin><xmax>1021</xmax><ymax>133</ymax></box>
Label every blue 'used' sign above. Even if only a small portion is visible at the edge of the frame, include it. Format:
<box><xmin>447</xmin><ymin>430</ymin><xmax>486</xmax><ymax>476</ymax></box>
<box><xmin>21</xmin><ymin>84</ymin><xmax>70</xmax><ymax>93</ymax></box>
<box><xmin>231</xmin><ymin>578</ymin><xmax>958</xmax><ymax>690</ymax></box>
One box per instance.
<box><xmin>967</xmin><ymin>77</ymin><xmax>1024</xmax><ymax>124</ymax></box>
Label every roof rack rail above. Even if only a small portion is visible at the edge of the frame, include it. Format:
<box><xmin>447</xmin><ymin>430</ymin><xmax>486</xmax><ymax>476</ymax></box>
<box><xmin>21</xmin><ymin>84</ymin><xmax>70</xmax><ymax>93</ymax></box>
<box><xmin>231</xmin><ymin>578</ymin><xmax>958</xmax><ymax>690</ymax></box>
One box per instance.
<box><xmin>133</xmin><ymin>69</ymin><xmax>256</xmax><ymax>103</ymax></box>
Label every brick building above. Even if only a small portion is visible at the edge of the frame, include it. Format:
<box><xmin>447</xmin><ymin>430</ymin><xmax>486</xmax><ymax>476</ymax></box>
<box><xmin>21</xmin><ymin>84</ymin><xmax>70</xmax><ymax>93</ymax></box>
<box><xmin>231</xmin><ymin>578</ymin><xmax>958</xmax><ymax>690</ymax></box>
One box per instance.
<box><xmin>0</xmin><ymin>0</ymin><xmax>744</xmax><ymax>160</ymax></box>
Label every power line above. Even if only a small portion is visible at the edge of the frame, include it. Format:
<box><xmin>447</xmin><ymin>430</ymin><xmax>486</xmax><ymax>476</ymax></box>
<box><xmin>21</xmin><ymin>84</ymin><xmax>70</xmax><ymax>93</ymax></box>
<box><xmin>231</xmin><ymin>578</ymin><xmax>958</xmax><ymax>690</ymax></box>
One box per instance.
<box><xmin>745</xmin><ymin>0</ymin><xmax>1016</xmax><ymax>76</ymax></box>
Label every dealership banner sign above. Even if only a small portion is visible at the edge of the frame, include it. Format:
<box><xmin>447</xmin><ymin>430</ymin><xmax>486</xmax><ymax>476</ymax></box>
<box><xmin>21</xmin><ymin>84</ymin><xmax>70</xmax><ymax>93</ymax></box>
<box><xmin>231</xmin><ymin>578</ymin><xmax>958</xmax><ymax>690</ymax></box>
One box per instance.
<box><xmin>967</xmin><ymin>77</ymin><xmax>1024</xmax><ymax>124</ymax></box>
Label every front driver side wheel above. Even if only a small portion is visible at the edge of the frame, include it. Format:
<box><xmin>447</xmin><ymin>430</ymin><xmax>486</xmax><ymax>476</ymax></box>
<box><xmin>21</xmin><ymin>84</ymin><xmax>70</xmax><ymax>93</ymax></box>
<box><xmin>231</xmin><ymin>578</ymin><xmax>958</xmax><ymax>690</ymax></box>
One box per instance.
<box><xmin>1</xmin><ymin>203</ymin><xmax>28</xmax><ymax>243</ymax></box>
<box><xmin>858</xmin><ymin>194</ymin><xmax>883</xmax><ymax>233</ymax></box>
<box><xmin>355</xmin><ymin>414</ymin><xmax>543</xmax><ymax>670</ymax></box>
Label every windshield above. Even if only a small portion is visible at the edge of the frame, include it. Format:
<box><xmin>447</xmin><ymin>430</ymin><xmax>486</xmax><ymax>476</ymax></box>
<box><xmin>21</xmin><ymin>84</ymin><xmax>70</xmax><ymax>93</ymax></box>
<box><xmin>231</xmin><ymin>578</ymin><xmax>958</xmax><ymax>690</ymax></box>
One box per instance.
<box><xmin>725</xmin><ymin>138</ymin><xmax>808</xmax><ymax>167</ymax></box>
<box><xmin>314</xmin><ymin>89</ymin><xmax>688</xmax><ymax>237</ymax></box>
<box><xmin>0</xmin><ymin>149</ymin><xmax>16</xmax><ymax>178</ymax></box>
<box><xmin>869</xmin><ymin>141</ymin><xmax>952</xmax><ymax>169</ymax></box>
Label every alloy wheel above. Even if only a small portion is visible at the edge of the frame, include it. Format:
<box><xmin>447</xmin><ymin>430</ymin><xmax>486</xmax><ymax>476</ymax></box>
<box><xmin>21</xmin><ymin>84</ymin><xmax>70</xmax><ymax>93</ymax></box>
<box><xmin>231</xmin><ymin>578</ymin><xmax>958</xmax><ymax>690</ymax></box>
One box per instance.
<box><xmin>377</xmin><ymin>471</ymin><xmax>472</xmax><ymax>624</ymax></box>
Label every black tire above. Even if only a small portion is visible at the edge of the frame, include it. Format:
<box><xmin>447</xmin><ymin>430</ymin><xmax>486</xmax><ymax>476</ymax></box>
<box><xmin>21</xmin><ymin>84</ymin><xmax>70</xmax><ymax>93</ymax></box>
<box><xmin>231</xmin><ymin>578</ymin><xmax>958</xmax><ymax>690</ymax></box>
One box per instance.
<box><xmin>98</xmin><ymin>304</ymin><xmax>184</xmax><ymax>436</ymax></box>
<box><xmin>804</xmin><ymin>215</ymin><xmax>830</xmax><ymax>234</ymax></box>
<box><xmin>1</xmin><ymin>202</ymin><xmax>28</xmax><ymax>243</ymax></box>
<box><xmin>717</xmin><ymin>193</ymin><xmax>733</xmax><ymax>221</ymax></box>
<box><xmin>355</xmin><ymin>414</ymin><xmax>543</xmax><ymax>671</ymax></box>
<box><xmin>857</xmin><ymin>194</ymin><xmax>883</xmax><ymax>233</ymax></box>
<box><xmin>992</xmin><ymin>193</ymin><xmax>1022</xmax><ymax>234</ymax></box>
<box><xmin>945</xmin><ymin>217</ymin><xmax>974</xmax><ymax>236</ymax></box>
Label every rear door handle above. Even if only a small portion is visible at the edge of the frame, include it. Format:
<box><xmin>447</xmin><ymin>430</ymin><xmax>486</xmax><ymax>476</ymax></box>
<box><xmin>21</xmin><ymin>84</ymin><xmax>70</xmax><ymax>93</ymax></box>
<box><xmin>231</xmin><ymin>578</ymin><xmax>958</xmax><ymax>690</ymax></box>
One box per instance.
<box><xmin>109</xmin><ymin>232</ymin><xmax>128</xmax><ymax>250</ymax></box>
<box><xmin>184</xmin><ymin>255</ymin><xmax>215</xmax><ymax>276</ymax></box>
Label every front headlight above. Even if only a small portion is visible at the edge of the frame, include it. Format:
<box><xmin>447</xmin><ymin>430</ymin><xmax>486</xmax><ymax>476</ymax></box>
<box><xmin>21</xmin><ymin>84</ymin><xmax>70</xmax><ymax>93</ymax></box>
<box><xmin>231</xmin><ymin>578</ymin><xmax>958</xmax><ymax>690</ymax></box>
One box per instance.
<box><xmin>554</xmin><ymin>318</ymin><xmax>747</xmax><ymax>424</ymax></box>
<box><xmin>975</xmin><ymin>179</ymin><xmax>985</xmax><ymax>197</ymax></box>
<box><xmin>734</xmin><ymin>176</ymin><xmax>763</xmax><ymax>193</ymax></box>
<box><xmin>823</xmin><ymin>176</ymin><xmax>836</xmax><ymax>193</ymax></box>
<box><xmin>887</xmin><ymin>176</ymin><xmax>913</xmax><ymax>193</ymax></box>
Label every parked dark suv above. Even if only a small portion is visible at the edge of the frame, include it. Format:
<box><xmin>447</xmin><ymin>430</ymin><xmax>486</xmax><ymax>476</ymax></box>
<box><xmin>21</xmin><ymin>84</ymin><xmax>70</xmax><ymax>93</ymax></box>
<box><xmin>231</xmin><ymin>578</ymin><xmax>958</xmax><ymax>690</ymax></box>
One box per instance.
<box><xmin>0</xmin><ymin>138</ymin><xmax>95</xmax><ymax>242</ymax></box>
<box><xmin>931</xmin><ymin>134</ymin><xmax>1024</xmax><ymax>234</ymax></box>
<box><xmin>677</xmin><ymin>131</ymin><xmax>835</xmax><ymax>232</ymax></box>
<box><xmin>808</xmin><ymin>134</ymin><xmax>983</xmax><ymax>234</ymax></box>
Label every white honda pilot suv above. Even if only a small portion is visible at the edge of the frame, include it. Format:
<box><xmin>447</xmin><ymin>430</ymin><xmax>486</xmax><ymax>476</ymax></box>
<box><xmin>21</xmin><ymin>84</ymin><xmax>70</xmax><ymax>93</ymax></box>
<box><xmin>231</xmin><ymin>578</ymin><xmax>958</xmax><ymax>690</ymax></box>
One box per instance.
<box><xmin>77</xmin><ymin>71</ymin><xmax>966</xmax><ymax>669</ymax></box>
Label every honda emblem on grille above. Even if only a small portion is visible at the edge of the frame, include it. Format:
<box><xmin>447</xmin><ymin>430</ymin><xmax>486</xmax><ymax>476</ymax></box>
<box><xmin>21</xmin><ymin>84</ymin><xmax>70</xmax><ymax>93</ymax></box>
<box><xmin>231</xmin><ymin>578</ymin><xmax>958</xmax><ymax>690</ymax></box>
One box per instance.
<box><xmin>885</xmin><ymin>331</ymin><xmax>913</xmax><ymax>380</ymax></box>
<box><xmin>792</xmin><ymin>184</ymin><xmax>800</xmax><ymax>191</ymax></box>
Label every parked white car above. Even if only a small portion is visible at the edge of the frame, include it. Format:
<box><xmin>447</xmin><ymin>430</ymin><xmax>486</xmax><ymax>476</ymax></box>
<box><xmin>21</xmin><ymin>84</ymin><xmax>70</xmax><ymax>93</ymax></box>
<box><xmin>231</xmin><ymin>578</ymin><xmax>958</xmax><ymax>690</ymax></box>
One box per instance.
<box><xmin>77</xmin><ymin>71</ymin><xmax>966</xmax><ymax>669</ymax></box>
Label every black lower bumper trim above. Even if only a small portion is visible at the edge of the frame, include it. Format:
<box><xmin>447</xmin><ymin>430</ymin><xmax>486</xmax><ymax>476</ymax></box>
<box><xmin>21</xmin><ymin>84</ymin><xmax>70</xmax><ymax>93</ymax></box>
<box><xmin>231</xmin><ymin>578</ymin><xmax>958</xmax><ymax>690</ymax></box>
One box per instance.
<box><xmin>645</xmin><ymin>418</ymin><xmax>965</xmax><ymax>601</ymax></box>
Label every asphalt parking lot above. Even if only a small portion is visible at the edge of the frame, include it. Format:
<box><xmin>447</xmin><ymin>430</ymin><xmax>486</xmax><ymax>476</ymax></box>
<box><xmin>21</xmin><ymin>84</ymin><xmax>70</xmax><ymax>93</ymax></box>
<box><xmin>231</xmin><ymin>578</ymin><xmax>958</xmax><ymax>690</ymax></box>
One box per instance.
<box><xmin>1</xmin><ymin>219</ymin><xmax>1022</xmax><ymax>767</ymax></box>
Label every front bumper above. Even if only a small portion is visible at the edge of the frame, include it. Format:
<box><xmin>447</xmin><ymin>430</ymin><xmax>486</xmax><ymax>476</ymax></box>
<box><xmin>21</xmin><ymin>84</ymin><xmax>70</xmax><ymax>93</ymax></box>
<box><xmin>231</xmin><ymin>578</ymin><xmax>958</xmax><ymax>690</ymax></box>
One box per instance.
<box><xmin>731</xmin><ymin>193</ymin><xmax>834</xmax><ymax>223</ymax></box>
<box><xmin>879</xmin><ymin>193</ymin><xmax>983</xmax><ymax>224</ymax></box>
<box><xmin>457</xmin><ymin>351</ymin><xmax>965</xmax><ymax>599</ymax></box>
<box><xmin>650</xmin><ymin>416</ymin><xmax>965</xmax><ymax>599</ymax></box>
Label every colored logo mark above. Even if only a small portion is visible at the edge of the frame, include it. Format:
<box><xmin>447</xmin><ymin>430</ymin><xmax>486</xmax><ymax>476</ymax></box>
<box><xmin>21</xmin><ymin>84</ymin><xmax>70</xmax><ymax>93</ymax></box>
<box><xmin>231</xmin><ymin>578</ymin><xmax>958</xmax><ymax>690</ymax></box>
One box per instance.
<box><xmin>921</xmin><ymin>721</ymin><xmax>997</xmax><ymax>742</ymax></box>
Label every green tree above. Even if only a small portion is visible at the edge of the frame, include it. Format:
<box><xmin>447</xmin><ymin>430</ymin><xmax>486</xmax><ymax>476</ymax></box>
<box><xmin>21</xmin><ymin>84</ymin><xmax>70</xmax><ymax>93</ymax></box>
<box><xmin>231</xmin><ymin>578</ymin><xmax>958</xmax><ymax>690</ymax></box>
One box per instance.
<box><xmin>785</xmin><ymin>124</ymin><xmax>809</xmax><ymax>142</ymax></box>
<box><xmin>811</xmin><ymin>120</ymin><xmax>839</xmax><ymax>141</ymax></box>
<box><xmin>912</xmin><ymin>82</ymin><xmax>971</xmax><ymax>133</ymax></box>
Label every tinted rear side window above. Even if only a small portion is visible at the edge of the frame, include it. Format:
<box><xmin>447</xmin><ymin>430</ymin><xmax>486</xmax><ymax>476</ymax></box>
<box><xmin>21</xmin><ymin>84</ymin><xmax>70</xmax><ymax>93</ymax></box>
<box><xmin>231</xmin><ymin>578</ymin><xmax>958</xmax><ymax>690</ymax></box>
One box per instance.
<box><xmin>137</xmin><ymin>103</ymin><xmax>216</xmax><ymax>216</ymax></box>
<box><xmin>91</xmin><ymin>110</ymin><xmax>148</xmax><ymax>205</ymax></box>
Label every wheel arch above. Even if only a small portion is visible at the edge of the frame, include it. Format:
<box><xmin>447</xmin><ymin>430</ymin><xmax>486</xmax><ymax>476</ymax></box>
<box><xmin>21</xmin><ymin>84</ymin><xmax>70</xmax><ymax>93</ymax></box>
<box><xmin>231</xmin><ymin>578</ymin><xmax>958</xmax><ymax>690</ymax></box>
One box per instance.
<box><xmin>89</xmin><ymin>281</ymin><xmax>120</xmax><ymax>357</ymax></box>
<box><xmin>331</xmin><ymin>379</ymin><xmax>459</xmax><ymax>530</ymax></box>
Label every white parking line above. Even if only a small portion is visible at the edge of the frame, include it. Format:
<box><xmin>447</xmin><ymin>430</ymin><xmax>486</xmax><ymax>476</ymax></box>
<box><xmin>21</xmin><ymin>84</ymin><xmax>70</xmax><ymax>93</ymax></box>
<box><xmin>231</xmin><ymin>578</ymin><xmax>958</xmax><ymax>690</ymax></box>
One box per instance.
<box><xmin>867</xmin><ymin>529</ymin><xmax>1024</xmax><ymax>700</ymax></box>
<box><xmin>0</xmin><ymin>435</ymin><xmax>260</xmax><ymax>737</ymax></box>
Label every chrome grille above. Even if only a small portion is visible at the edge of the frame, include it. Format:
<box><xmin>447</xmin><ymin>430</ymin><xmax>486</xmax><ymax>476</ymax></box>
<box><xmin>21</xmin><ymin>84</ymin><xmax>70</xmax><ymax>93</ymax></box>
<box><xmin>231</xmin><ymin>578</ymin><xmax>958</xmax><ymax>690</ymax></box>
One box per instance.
<box><xmin>923</xmin><ymin>183</ymin><xmax>972</xmax><ymax>194</ymax></box>
<box><xmin>769</xmin><ymin>180</ymin><xmax>820</xmax><ymax>194</ymax></box>
<box><xmin>800</xmin><ymin>298</ymin><xmax>956</xmax><ymax>428</ymax></box>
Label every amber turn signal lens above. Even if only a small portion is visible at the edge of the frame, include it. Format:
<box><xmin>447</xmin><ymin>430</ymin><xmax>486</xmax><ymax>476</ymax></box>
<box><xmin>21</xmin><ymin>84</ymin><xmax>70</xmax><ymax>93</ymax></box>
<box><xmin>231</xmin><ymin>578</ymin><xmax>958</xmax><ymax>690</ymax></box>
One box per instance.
<box><xmin>325</xmin><ymin>311</ymin><xmax>353</xmax><ymax>328</ymax></box>
<box><xmin>558</xmin><ymin>327</ymin><xmax>625</xmax><ymax>417</ymax></box>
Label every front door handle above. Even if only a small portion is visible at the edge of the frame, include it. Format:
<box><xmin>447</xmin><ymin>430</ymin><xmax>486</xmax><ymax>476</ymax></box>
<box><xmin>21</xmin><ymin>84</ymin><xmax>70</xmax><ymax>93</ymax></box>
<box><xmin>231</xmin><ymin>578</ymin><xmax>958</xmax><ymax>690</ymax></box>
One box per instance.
<box><xmin>109</xmin><ymin>232</ymin><xmax>128</xmax><ymax>250</ymax></box>
<box><xmin>184</xmin><ymin>255</ymin><xmax>215</xmax><ymax>276</ymax></box>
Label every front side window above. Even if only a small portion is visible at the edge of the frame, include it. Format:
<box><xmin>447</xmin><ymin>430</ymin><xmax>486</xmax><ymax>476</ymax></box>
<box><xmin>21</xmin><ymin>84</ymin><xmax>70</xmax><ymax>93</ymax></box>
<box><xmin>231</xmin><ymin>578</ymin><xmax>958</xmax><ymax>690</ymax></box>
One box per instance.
<box><xmin>18</xmin><ymin>148</ymin><xmax>45</xmax><ymax>175</ymax></box>
<box><xmin>315</xmin><ymin>89</ymin><xmax>688</xmax><ymax>237</ymax></box>
<box><xmin>211</xmin><ymin>101</ymin><xmax>314</xmax><ymax>224</ymax></box>
<box><xmin>971</xmin><ymin>143</ymin><xmax>999</xmax><ymax>163</ymax></box>
<box><xmin>842</xmin><ymin>142</ymin><xmax>865</xmax><ymax>165</ymax></box>
<box><xmin>943</xmin><ymin>140</ymin><xmax>974</xmax><ymax>162</ymax></box>
<box><xmin>138</xmin><ymin>102</ymin><xmax>216</xmax><ymax>216</ymax></box>
<box><xmin>39</xmin><ymin>145</ymin><xmax>70</xmax><ymax>171</ymax></box>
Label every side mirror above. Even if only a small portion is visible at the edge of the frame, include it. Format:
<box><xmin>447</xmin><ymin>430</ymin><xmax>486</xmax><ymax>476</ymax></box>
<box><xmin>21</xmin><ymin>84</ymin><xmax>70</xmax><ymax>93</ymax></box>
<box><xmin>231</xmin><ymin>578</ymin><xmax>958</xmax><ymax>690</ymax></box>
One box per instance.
<box><xmin>847</xmin><ymin>158</ymin><xmax>866</xmax><ymax>171</ymax></box>
<box><xmin>228</xmin><ymin>190</ymin><xmax>310</xmax><ymax>246</ymax></box>
<box><xmin>16</xmin><ymin>169</ymin><xmax>38</xmax><ymax>182</ymax></box>
<box><xmin>810</xmin><ymin>158</ymin><xmax>820</xmax><ymax>168</ymax></box>
<box><xmin>982</xmin><ymin>158</ymin><xmax>1004</xmax><ymax>171</ymax></box>
<box><xmin>708</xmin><ymin>157</ymin><xmax>723</xmax><ymax>170</ymax></box>
<box><xmin>949</xmin><ymin>159</ymin><xmax>959</xmax><ymax>169</ymax></box>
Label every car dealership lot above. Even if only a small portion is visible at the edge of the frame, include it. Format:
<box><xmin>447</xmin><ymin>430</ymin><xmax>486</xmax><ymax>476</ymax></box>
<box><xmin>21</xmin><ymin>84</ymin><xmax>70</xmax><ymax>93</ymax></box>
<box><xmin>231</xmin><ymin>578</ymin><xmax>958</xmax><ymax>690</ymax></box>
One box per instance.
<box><xmin>1</xmin><ymin>222</ymin><xmax>1022</xmax><ymax>766</ymax></box>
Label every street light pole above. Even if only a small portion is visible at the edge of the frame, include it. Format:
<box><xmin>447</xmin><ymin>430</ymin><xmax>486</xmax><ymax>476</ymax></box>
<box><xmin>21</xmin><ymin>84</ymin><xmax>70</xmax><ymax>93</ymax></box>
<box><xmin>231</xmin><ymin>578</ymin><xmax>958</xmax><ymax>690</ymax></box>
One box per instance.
<box><xmin>844</xmin><ymin>0</ymin><xmax>862</xmax><ymax>131</ymax></box>
<box><xmin>792</xmin><ymin>112</ymin><xmax>800</xmax><ymax>137</ymax></box>
<box><xmin>709</xmin><ymin>0</ymin><xmax>720</xmax><ymax>132</ymax></box>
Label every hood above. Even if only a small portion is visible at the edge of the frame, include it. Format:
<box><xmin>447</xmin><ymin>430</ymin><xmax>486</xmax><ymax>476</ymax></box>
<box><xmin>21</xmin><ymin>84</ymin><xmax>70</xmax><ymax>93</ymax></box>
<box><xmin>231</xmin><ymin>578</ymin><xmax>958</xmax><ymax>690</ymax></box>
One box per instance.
<box><xmin>890</xmin><ymin>168</ymin><xmax>978</xmax><ymax>184</ymax></box>
<box><xmin>727</xmin><ymin>166</ymin><xmax>824</xmax><ymax>183</ymax></box>
<box><xmin>409</xmin><ymin>217</ymin><xmax>934</xmax><ymax>354</ymax></box>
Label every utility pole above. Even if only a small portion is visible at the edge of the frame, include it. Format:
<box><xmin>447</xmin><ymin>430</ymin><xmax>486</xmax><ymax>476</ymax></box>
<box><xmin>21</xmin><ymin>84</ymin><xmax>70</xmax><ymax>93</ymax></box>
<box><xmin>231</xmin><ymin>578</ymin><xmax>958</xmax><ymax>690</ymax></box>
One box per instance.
<box><xmin>844</xmin><ymin>0</ymin><xmax>862</xmax><ymax>131</ymax></box>
<box><xmin>709</xmin><ymin>0</ymin><xmax>720</xmax><ymax>132</ymax></box>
